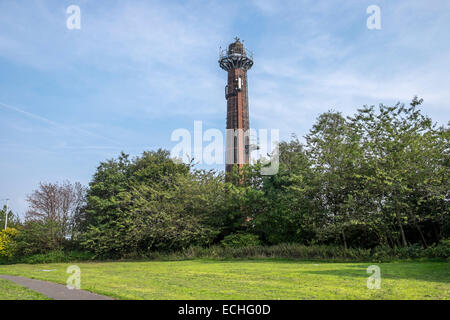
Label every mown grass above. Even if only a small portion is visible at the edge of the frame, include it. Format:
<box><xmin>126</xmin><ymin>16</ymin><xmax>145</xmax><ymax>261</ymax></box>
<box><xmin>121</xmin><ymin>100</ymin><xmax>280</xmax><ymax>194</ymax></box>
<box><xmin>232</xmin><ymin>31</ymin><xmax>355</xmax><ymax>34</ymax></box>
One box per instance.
<box><xmin>0</xmin><ymin>278</ymin><xmax>50</xmax><ymax>300</ymax></box>
<box><xmin>0</xmin><ymin>260</ymin><xmax>448</xmax><ymax>300</ymax></box>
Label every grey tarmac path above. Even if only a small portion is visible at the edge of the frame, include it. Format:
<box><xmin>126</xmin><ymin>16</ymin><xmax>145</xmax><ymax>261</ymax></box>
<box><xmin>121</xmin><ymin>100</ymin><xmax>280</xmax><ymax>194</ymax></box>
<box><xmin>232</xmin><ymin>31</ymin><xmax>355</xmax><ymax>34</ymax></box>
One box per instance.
<box><xmin>0</xmin><ymin>275</ymin><xmax>114</xmax><ymax>300</ymax></box>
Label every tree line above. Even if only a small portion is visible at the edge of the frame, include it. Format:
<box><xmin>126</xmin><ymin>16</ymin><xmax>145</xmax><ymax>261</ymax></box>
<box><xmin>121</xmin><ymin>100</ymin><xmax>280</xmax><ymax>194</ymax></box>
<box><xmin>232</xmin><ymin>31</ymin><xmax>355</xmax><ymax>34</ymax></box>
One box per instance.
<box><xmin>1</xmin><ymin>98</ymin><xmax>449</xmax><ymax>259</ymax></box>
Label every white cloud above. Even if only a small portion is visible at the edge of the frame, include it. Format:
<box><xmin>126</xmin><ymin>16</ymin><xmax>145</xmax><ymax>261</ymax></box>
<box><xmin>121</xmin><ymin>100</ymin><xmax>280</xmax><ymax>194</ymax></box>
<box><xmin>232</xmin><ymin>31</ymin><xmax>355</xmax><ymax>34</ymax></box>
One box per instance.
<box><xmin>0</xmin><ymin>0</ymin><xmax>449</xmax><ymax>215</ymax></box>
<box><xmin>243</xmin><ymin>0</ymin><xmax>450</xmax><ymax>139</ymax></box>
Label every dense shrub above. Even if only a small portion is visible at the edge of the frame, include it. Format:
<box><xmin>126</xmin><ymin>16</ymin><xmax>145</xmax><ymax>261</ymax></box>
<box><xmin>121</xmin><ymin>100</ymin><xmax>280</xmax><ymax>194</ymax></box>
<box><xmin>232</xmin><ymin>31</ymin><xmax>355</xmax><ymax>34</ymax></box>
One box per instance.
<box><xmin>10</xmin><ymin>98</ymin><xmax>449</xmax><ymax>261</ymax></box>
<box><xmin>147</xmin><ymin>241</ymin><xmax>450</xmax><ymax>262</ymax></box>
<box><xmin>0</xmin><ymin>228</ymin><xmax>18</xmax><ymax>258</ymax></box>
<box><xmin>221</xmin><ymin>233</ymin><xmax>261</xmax><ymax>248</ymax></box>
<box><xmin>21</xmin><ymin>250</ymin><xmax>94</xmax><ymax>264</ymax></box>
<box><xmin>423</xmin><ymin>239</ymin><xmax>450</xmax><ymax>259</ymax></box>
<box><xmin>1</xmin><ymin>241</ymin><xmax>448</xmax><ymax>265</ymax></box>
<box><xmin>80</xmin><ymin>150</ymin><xmax>225</xmax><ymax>258</ymax></box>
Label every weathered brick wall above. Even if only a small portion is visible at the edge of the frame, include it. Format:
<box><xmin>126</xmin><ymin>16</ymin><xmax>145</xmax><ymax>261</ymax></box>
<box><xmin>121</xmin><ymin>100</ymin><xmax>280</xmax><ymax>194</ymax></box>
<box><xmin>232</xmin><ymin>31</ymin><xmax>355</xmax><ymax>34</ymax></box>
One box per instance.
<box><xmin>226</xmin><ymin>67</ymin><xmax>250</xmax><ymax>173</ymax></box>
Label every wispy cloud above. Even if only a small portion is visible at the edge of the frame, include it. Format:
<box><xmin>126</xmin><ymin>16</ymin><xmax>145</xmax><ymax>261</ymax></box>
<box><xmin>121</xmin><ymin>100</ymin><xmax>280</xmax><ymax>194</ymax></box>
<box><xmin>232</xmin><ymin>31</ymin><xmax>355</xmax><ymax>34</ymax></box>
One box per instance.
<box><xmin>0</xmin><ymin>101</ymin><xmax>118</xmax><ymax>146</ymax></box>
<box><xmin>0</xmin><ymin>0</ymin><xmax>449</xmax><ymax>216</ymax></box>
<box><xmin>246</xmin><ymin>0</ymin><xmax>450</xmax><ymax>138</ymax></box>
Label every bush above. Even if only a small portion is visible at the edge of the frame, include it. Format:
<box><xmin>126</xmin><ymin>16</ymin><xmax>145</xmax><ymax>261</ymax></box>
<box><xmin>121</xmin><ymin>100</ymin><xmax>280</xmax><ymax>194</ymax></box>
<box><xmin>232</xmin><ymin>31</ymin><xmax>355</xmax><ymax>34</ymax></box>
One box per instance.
<box><xmin>0</xmin><ymin>228</ymin><xmax>18</xmax><ymax>258</ymax></box>
<box><xmin>2</xmin><ymin>242</ymin><xmax>448</xmax><ymax>265</ymax></box>
<box><xmin>221</xmin><ymin>232</ymin><xmax>261</xmax><ymax>248</ymax></box>
<box><xmin>149</xmin><ymin>242</ymin><xmax>450</xmax><ymax>262</ymax></box>
<box><xmin>423</xmin><ymin>239</ymin><xmax>450</xmax><ymax>259</ymax></box>
<box><xmin>143</xmin><ymin>244</ymin><xmax>369</xmax><ymax>261</ymax></box>
<box><xmin>0</xmin><ymin>250</ymin><xmax>95</xmax><ymax>265</ymax></box>
<box><xmin>371</xmin><ymin>240</ymin><xmax>450</xmax><ymax>261</ymax></box>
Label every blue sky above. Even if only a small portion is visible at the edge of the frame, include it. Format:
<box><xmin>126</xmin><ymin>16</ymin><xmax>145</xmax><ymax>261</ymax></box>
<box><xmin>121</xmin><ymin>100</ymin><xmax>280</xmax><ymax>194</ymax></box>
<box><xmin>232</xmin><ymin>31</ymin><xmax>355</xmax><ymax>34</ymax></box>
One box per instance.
<box><xmin>1</xmin><ymin>0</ymin><xmax>449</xmax><ymax>217</ymax></box>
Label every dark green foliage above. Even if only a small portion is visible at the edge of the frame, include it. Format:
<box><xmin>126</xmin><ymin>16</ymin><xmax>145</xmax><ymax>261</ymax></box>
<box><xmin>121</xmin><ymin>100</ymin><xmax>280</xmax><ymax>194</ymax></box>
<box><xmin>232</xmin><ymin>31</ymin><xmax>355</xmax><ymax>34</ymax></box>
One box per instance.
<box><xmin>80</xmin><ymin>150</ymin><xmax>225</xmax><ymax>257</ymax></box>
<box><xmin>247</xmin><ymin>97</ymin><xmax>449</xmax><ymax>249</ymax></box>
<box><xmin>76</xmin><ymin>98</ymin><xmax>449</xmax><ymax>257</ymax></box>
<box><xmin>14</xmin><ymin>220</ymin><xmax>66</xmax><ymax>256</ymax></box>
<box><xmin>253</xmin><ymin>139</ymin><xmax>317</xmax><ymax>244</ymax></box>
<box><xmin>1</xmin><ymin>241</ymin><xmax>447</xmax><ymax>265</ymax></box>
<box><xmin>10</xmin><ymin>97</ymin><xmax>449</xmax><ymax>261</ymax></box>
<box><xmin>221</xmin><ymin>232</ymin><xmax>261</xmax><ymax>248</ymax></box>
<box><xmin>13</xmin><ymin>181</ymin><xmax>86</xmax><ymax>257</ymax></box>
<box><xmin>147</xmin><ymin>239</ymin><xmax>450</xmax><ymax>261</ymax></box>
<box><xmin>0</xmin><ymin>250</ymin><xmax>94</xmax><ymax>265</ymax></box>
<box><xmin>20</xmin><ymin>250</ymin><xmax>95</xmax><ymax>264</ymax></box>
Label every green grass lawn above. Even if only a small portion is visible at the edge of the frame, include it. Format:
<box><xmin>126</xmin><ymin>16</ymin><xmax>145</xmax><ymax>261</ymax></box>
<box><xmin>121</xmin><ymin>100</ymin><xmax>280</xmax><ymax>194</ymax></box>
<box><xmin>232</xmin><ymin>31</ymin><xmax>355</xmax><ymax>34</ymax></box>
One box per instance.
<box><xmin>0</xmin><ymin>278</ymin><xmax>50</xmax><ymax>300</ymax></box>
<box><xmin>0</xmin><ymin>260</ymin><xmax>448</xmax><ymax>300</ymax></box>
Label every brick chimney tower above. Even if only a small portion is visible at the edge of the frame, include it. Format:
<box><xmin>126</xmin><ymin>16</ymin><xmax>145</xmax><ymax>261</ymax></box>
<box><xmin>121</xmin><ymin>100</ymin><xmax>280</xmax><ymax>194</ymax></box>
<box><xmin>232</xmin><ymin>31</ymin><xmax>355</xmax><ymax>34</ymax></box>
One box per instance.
<box><xmin>219</xmin><ymin>37</ymin><xmax>254</xmax><ymax>177</ymax></box>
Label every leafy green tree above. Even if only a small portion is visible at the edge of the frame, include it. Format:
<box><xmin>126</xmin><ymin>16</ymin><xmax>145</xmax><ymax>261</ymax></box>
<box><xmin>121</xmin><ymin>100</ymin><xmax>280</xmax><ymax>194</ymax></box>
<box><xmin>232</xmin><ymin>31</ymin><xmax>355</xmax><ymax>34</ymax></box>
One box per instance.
<box><xmin>0</xmin><ymin>206</ymin><xmax>20</xmax><ymax>229</ymax></box>
<box><xmin>0</xmin><ymin>227</ymin><xmax>19</xmax><ymax>258</ymax></box>
<box><xmin>80</xmin><ymin>150</ymin><xmax>225</xmax><ymax>257</ymax></box>
<box><xmin>15</xmin><ymin>181</ymin><xmax>85</xmax><ymax>255</ymax></box>
<box><xmin>305</xmin><ymin>111</ymin><xmax>364</xmax><ymax>248</ymax></box>
<box><xmin>348</xmin><ymin>97</ymin><xmax>449</xmax><ymax>246</ymax></box>
<box><xmin>248</xmin><ymin>138</ymin><xmax>316</xmax><ymax>244</ymax></box>
<box><xmin>71</xmin><ymin>98</ymin><xmax>450</xmax><ymax>255</ymax></box>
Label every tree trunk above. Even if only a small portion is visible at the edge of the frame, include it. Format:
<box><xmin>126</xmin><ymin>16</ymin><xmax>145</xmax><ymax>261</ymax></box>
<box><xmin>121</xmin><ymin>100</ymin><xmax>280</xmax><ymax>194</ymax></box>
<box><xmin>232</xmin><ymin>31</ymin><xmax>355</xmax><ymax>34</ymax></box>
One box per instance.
<box><xmin>342</xmin><ymin>230</ymin><xmax>348</xmax><ymax>250</ymax></box>
<box><xmin>432</xmin><ymin>222</ymin><xmax>440</xmax><ymax>243</ymax></box>
<box><xmin>396</xmin><ymin>212</ymin><xmax>408</xmax><ymax>247</ymax></box>
<box><xmin>413</xmin><ymin>216</ymin><xmax>427</xmax><ymax>247</ymax></box>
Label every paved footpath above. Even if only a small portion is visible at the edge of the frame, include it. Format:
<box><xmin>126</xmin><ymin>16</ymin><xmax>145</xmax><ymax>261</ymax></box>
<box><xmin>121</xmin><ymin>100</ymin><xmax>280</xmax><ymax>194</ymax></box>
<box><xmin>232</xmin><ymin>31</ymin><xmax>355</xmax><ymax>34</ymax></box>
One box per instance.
<box><xmin>0</xmin><ymin>275</ymin><xmax>114</xmax><ymax>300</ymax></box>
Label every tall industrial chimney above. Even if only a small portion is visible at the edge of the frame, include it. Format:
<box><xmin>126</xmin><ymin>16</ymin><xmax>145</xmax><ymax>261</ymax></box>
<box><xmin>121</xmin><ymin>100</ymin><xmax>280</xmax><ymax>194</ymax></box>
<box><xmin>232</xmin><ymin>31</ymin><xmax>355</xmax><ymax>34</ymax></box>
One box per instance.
<box><xmin>219</xmin><ymin>37</ymin><xmax>254</xmax><ymax>177</ymax></box>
